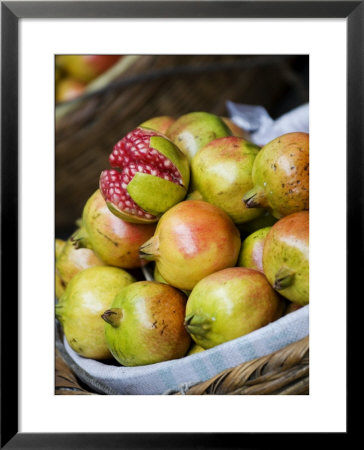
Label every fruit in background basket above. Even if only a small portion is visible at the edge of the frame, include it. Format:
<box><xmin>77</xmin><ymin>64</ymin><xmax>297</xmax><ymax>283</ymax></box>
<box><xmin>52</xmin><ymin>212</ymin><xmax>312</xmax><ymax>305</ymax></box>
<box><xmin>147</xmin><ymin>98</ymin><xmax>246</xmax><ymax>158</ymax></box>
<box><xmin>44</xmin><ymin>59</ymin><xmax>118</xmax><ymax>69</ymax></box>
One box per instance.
<box><xmin>73</xmin><ymin>190</ymin><xmax>156</xmax><ymax>268</ymax></box>
<box><xmin>56</xmin><ymin>55</ymin><xmax>121</xmax><ymax>83</ymax></box>
<box><xmin>100</xmin><ymin>127</ymin><xmax>190</xmax><ymax>223</ymax></box>
<box><xmin>139</xmin><ymin>116</ymin><xmax>176</xmax><ymax>134</ymax></box>
<box><xmin>243</xmin><ymin>132</ymin><xmax>309</xmax><ymax>218</ymax></box>
<box><xmin>56</xmin><ymin>78</ymin><xmax>86</xmax><ymax>103</ymax></box>
<box><xmin>263</xmin><ymin>211</ymin><xmax>309</xmax><ymax>305</ymax></box>
<box><xmin>238</xmin><ymin>227</ymin><xmax>272</xmax><ymax>272</ymax></box>
<box><xmin>56</xmin><ymin>266</ymin><xmax>135</xmax><ymax>359</ymax></box>
<box><xmin>166</xmin><ymin>111</ymin><xmax>232</xmax><ymax>162</ymax></box>
<box><xmin>191</xmin><ymin>136</ymin><xmax>263</xmax><ymax>224</ymax></box>
<box><xmin>185</xmin><ymin>267</ymin><xmax>285</xmax><ymax>349</ymax></box>
<box><xmin>102</xmin><ymin>281</ymin><xmax>191</xmax><ymax>366</ymax></box>
<box><xmin>221</xmin><ymin>117</ymin><xmax>251</xmax><ymax>140</ymax></box>
<box><xmin>56</xmin><ymin>234</ymin><xmax>105</xmax><ymax>286</ymax></box>
<box><xmin>139</xmin><ymin>200</ymin><xmax>241</xmax><ymax>291</ymax></box>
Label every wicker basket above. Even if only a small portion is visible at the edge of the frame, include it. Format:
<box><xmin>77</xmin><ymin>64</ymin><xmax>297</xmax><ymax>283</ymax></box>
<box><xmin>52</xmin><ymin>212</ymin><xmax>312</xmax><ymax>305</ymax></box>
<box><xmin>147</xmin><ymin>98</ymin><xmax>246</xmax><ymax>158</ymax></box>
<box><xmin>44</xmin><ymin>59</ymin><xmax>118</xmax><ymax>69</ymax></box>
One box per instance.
<box><xmin>55</xmin><ymin>54</ymin><xmax>303</xmax><ymax>232</ymax></box>
<box><xmin>55</xmin><ymin>334</ymin><xmax>309</xmax><ymax>395</ymax></box>
<box><xmin>55</xmin><ymin>54</ymin><xmax>309</xmax><ymax>395</ymax></box>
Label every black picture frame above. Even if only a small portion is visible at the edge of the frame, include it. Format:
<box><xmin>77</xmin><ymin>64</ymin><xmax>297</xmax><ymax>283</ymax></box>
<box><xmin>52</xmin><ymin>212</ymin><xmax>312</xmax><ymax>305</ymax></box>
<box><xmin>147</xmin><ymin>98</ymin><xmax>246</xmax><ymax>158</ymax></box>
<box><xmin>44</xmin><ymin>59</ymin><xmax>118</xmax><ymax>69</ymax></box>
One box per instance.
<box><xmin>1</xmin><ymin>1</ymin><xmax>358</xmax><ymax>448</ymax></box>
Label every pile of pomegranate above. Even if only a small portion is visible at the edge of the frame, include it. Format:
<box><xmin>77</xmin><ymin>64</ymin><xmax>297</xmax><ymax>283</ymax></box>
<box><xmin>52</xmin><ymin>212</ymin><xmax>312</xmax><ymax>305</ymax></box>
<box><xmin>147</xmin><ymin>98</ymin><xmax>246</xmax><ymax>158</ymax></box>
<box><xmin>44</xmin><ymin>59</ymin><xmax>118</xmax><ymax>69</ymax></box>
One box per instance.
<box><xmin>56</xmin><ymin>111</ymin><xmax>309</xmax><ymax>366</ymax></box>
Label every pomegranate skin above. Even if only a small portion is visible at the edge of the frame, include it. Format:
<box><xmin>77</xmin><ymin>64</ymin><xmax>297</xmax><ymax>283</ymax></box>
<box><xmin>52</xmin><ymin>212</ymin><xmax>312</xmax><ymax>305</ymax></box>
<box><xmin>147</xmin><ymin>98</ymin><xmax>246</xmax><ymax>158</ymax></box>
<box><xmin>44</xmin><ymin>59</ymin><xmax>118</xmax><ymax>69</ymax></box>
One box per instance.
<box><xmin>243</xmin><ymin>132</ymin><xmax>309</xmax><ymax>218</ymax></box>
<box><xmin>139</xmin><ymin>116</ymin><xmax>176</xmax><ymax>134</ymax></box>
<box><xmin>76</xmin><ymin>190</ymin><xmax>156</xmax><ymax>269</ymax></box>
<box><xmin>140</xmin><ymin>200</ymin><xmax>241</xmax><ymax>291</ymax></box>
<box><xmin>185</xmin><ymin>267</ymin><xmax>285</xmax><ymax>349</ymax></box>
<box><xmin>263</xmin><ymin>211</ymin><xmax>309</xmax><ymax>305</ymax></box>
<box><xmin>191</xmin><ymin>136</ymin><xmax>263</xmax><ymax>224</ymax></box>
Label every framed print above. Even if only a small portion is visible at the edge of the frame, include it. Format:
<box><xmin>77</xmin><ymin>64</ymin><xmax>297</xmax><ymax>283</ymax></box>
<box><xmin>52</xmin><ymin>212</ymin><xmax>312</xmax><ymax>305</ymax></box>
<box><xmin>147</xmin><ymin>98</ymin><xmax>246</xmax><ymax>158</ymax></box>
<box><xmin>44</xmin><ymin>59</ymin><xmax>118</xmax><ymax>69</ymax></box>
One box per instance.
<box><xmin>1</xmin><ymin>0</ymin><xmax>360</xmax><ymax>447</ymax></box>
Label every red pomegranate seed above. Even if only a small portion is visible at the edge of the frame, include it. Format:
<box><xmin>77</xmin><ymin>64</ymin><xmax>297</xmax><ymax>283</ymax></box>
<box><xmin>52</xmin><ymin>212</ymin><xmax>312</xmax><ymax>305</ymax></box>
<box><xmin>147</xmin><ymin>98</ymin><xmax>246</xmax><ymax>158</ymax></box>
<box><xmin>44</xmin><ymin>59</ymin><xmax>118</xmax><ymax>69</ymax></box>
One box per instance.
<box><xmin>100</xmin><ymin>128</ymin><xmax>183</xmax><ymax>220</ymax></box>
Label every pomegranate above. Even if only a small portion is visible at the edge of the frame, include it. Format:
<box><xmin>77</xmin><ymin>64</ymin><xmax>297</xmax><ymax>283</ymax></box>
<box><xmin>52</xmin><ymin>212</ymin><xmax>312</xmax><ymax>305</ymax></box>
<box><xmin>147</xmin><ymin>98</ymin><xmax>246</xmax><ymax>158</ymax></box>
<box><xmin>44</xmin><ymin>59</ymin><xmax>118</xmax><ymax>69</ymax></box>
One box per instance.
<box><xmin>102</xmin><ymin>281</ymin><xmax>191</xmax><ymax>366</ymax></box>
<box><xmin>263</xmin><ymin>211</ymin><xmax>309</xmax><ymax>305</ymax></box>
<box><xmin>238</xmin><ymin>226</ymin><xmax>272</xmax><ymax>273</ymax></box>
<box><xmin>191</xmin><ymin>136</ymin><xmax>263</xmax><ymax>224</ymax></box>
<box><xmin>56</xmin><ymin>234</ymin><xmax>105</xmax><ymax>286</ymax></box>
<box><xmin>139</xmin><ymin>200</ymin><xmax>241</xmax><ymax>291</ymax></box>
<box><xmin>73</xmin><ymin>190</ymin><xmax>156</xmax><ymax>268</ymax></box>
<box><xmin>185</xmin><ymin>267</ymin><xmax>285</xmax><ymax>349</ymax></box>
<box><xmin>139</xmin><ymin>116</ymin><xmax>176</xmax><ymax>134</ymax></box>
<box><xmin>56</xmin><ymin>266</ymin><xmax>135</xmax><ymax>360</ymax></box>
<box><xmin>100</xmin><ymin>127</ymin><xmax>190</xmax><ymax>223</ymax></box>
<box><xmin>166</xmin><ymin>111</ymin><xmax>231</xmax><ymax>162</ymax></box>
<box><xmin>56</xmin><ymin>55</ymin><xmax>121</xmax><ymax>83</ymax></box>
<box><xmin>56</xmin><ymin>78</ymin><xmax>86</xmax><ymax>103</ymax></box>
<box><xmin>243</xmin><ymin>132</ymin><xmax>309</xmax><ymax>218</ymax></box>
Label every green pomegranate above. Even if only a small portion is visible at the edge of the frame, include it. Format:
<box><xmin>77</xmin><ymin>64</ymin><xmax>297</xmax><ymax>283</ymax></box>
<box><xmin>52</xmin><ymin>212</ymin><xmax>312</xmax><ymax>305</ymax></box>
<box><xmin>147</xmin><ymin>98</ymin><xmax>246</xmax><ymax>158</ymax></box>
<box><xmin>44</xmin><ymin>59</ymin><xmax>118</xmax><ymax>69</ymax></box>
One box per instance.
<box><xmin>185</xmin><ymin>267</ymin><xmax>285</xmax><ymax>349</ymax></box>
<box><xmin>166</xmin><ymin>112</ymin><xmax>231</xmax><ymax>162</ymax></box>
<box><xmin>191</xmin><ymin>136</ymin><xmax>263</xmax><ymax>224</ymax></box>
<box><xmin>139</xmin><ymin>116</ymin><xmax>176</xmax><ymax>134</ymax></box>
<box><xmin>102</xmin><ymin>281</ymin><xmax>191</xmax><ymax>366</ymax></box>
<box><xmin>56</xmin><ymin>234</ymin><xmax>105</xmax><ymax>286</ymax></box>
<box><xmin>139</xmin><ymin>200</ymin><xmax>241</xmax><ymax>291</ymax></box>
<box><xmin>73</xmin><ymin>190</ymin><xmax>156</xmax><ymax>268</ymax></box>
<box><xmin>100</xmin><ymin>127</ymin><xmax>190</xmax><ymax>223</ymax></box>
<box><xmin>238</xmin><ymin>227</ymin><xmax>272</xmax><ymax>272</ymax></box>
<box><xmin>56</xmin><ymin>266</ymin><xmax>135</xmax><ymax>359</ymax></box>
<box><xmin>153</xmin><ymin>264</ymin><xmax>191</xmax><ymax>297</ymax></box>
<box><xmin>243</xmin><ymin>132</ymin><xmax>309</xmax><ymax>218</ymax></box>
<box><xmin>263</xmin><ymin>211</ymin><xmax>309</xmax><ymax>305</ymax></box>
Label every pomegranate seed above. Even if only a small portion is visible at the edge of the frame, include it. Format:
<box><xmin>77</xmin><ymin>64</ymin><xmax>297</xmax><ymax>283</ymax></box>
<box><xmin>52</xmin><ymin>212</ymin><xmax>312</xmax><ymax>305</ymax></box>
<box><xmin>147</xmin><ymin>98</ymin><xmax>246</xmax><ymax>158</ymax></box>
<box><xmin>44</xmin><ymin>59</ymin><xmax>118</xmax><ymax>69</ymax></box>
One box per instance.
<box><xmin>100</xmin><ymin>128</ymin><xmax>184</xmax><ymax>220</ymax></box>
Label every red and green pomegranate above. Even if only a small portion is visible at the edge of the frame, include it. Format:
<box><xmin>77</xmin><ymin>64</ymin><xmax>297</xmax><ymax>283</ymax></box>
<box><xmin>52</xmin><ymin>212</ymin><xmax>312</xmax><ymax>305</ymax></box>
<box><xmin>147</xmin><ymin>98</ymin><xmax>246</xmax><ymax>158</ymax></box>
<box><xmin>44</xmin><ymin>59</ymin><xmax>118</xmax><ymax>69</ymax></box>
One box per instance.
<box><xmin>56</xmin><ymin>78</ymin><xmax>86</xmax><ymax>103</ymax></box>
<box><xmin>238</xmin><ymin>226</ymin><xmax>272</xmax><ymax>272</ymax></box>
<box><xmin>243</xmin><ymin>132</ymin><xmax>309</xmax><ymax>218</ymax></box>
<box><xmin>73</xmin><ymin>190</ymin><xmax>156</xmax><ymax>268</ymax></box>
<box><xmin>100</xmin><ymin>127</ymin><xmax>190</xmax><ymax>223</ymax></box>
<box><xmin>263</xmin><ymin>211</ymin><xmax>309</xmax><ymax>305</ymax></box>
<box><xmin>140</xmin><ymin>200</ymin><xmax>241</xmax><ymax>291</ymax></box>
<box><xmin>185</xmin><ymin>267</ymin><xmax>285</xmax><ymax>349</ymax></box>
<box><xmin>102</xmin><ymin>281</ymin><xmax>191</xmax><ymax>366</ymax></box>
<box><xmin>56</xmin><ymin>55</ymin><xmax>121</xmax><ymax>83</ymax></box>
<box><xmin>56</xmin><ymin>234</ymin><xmax>105</xmax><ymax>286</ymax></box>
<box><xmin>166</xmin><ymin>111</ymin><xmax>232</xmax><ymax>162</ymax></box>
<box><xmin>191</xmin><ymin>136</ymin><xmax>263</xmax><ymax>224</ymax></box>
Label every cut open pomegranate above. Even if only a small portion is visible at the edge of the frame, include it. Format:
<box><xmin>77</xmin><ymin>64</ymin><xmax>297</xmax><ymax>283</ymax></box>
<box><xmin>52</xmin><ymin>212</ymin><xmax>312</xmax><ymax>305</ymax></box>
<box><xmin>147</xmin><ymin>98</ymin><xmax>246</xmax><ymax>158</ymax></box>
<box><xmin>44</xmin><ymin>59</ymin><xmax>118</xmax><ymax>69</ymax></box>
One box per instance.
<box><xmin>100</xmin><ymin>127</ymin><xmax>189</xmax><ymax>223</ymax></box>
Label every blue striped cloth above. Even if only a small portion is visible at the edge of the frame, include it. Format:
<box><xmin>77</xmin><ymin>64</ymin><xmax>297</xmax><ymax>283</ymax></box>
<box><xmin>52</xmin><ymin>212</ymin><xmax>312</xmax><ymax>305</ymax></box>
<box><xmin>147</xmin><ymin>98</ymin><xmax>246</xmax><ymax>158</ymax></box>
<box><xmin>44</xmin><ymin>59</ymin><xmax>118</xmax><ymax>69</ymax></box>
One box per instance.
<box><xmin>63</xmin><ymin>305</ymin><xmax>308</xmax><ymax>395</ymax></box>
